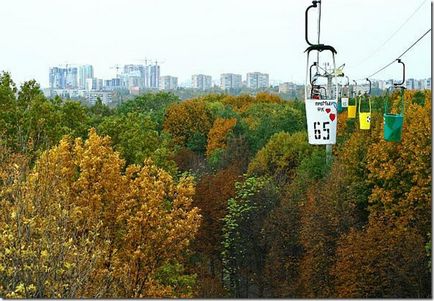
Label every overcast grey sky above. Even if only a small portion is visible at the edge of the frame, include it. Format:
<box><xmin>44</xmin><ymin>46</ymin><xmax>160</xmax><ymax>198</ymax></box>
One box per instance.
<box><xmin>0</xmin><ymin>0</ymin><xmax>431</xmax><ymax>87</ymax></box>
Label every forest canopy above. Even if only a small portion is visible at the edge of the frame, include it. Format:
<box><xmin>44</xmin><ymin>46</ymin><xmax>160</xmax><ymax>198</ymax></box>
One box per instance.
<box><xmin>0</xmin><ymin>72</ymin><xmax>431</xmax><ymax>298</ymax></box>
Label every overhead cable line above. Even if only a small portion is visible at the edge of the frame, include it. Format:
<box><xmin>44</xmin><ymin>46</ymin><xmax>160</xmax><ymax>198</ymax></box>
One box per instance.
<box><xmin>316</xmin><ymin>0</ymin><xmax>322</xmax><ymax>73</ymax></box>
<box><xmin>354</xmin><ymin>28</ymin><xmax>431</xmax><ymax>82</ymax></box>
<box><xmin>349</xmin><ymin>0</ymin><xmax>428</xmax><ymax>70</ymax></box>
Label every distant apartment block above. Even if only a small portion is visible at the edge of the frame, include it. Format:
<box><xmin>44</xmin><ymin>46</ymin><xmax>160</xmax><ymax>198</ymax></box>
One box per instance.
<box><xmin>65</xmin><ymin>67</ymin><xmax>78</xmax><ymax>89</ymax></box>
<box><xmin>86</xmin><ymin>78</ymin><xmax>104</xmax><ymax>91</ymax></box>
<box><xmin>406</xmin><ymin>78</ymin><xmax>415</xmax><ymax>90</ymax></box>
<box><xmin>389</xmin><ymin>78</ymin><xmax>431</xmax><ymax>90</ymax></box>
<box><xmin>421</xmin><ymin>78</ymin><xmax>431</xmax><ymax>90</ymax></box>
<box><xmin>104</xmin><ymin>78</ymin><xmax>122</xmax><ymax>90</ymax></box>
<box><xmin>246</xmin><ymin>72</ymin><xmax>269</xmax><ymax>89</ymax></box>
<box><xmin>120</xmin><ymin>62</ymin><xmax>160</xmax><ymax>90</ymax></box>
<box><xmin>49</xmin><ymin>66</ymin><xmax>79</xmax><ymax>89</ymax></box>
<box><xmin>78</xmin><ymin>65</ymin><xmax>94</xmax><ymax>89</ymax></box>
<box><xmin>192</xmin><ymin>74</ymin><xmax>212</xmax><ymax>90</ymax></box>
<box><xmin>148</xmin><ymin>63</ymin><xmax>160</xmax><ymax>89</ymax></box>
<box><xmin>220</xmin><ymin>73</ymin><xmax>242</xmax><ymax>90</ymax></box>
<box><xmin>377</xmin><ymin>80</ymin><xmax>386</xmax><ymax>90</ymax></box>
<box><xmin>279</xmin><ymin>82</ymin><xmax>296</xmax><ymax>93</ymax></box>
<box><xmin>159</xmin><ymin>76</ymin><xmax>178</xmax><ymax>90</ymax></box>
<box><xmin>50</xmin><ymin>64</ymin><xmax>95</xmax><ymax>90</ymax></box>
<box><xmin>49</xmin><ymin>67</ymin><xmax>64</xmax><ymax>89</ymax></box>
<box><xmin>44</xmin><ymin>89</ymin><xmax>112</xmax><ymax>105</ymax></box>
<box><xmin>84</xmin><ymin>91</ymin><xmax>113</xmax><ymax>105</ymax></box>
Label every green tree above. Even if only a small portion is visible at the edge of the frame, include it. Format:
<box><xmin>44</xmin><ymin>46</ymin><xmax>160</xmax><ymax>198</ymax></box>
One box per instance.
<box><xmin>97</xmin><ymin>112</ymin><xmax>176</xmax><ymax>172</ymax></box>
<box><xmin>117</xmin><ymin>92</ymin><xmax>179</xmax><ymax>131</ymax></box>
<box><xmin>222</xmin><ymin>176</ymin><xmax>279</xmax><ymax>297</ymax></box>
<box><xmin>59</xmin><ymin>100</ymin><xmax>90</xmax><ymax>139</ymax></box>
<box><xmin>0</xmin><ymin>72</ymin><xmax>18</xmax><ymax>149</ymax></box>
<box><xmin>247</xmin><ymin>131</ymin><xmax>311</xmax><ymax>184</ymax></box>
<box><xmin>242</xmin><ymin>103</ymin><xmax>305</xmax><ymax>152</ymax></box>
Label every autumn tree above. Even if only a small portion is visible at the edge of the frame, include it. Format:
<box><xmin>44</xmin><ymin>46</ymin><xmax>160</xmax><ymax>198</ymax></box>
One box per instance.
<box><xmin>163</xmin><ymin>100</ymin><xmax>214</xmax><ymax>153</ymax></box>
<box><xmin>367</xmin><ymin>91</ymin><xmax>431</xmax><ymax>236</ymax></box>
<box><xmin>261</xmin><ymin>148</ymin><xmax>328</xmax><ymax>297</ymax></box>
<box><xmin>247</xmin><ymin>131</ymin><xmax>310</xmax><ymax>184</ymax></box>
<box><xmin>221</xmin><ymin>93</ymin><xmax>282</xmax><ymax>113</ymax></box>
<box><xmin>0</xmin><ymin>129</ymin><xmax>201</xmax><ymax>298</ymax></box>
<box><xmin>191</xmin><ymin>166</ymin><xmax>241</xmax><ymax>297</ymax></box>
<box><xmin>332</xmin><ymin>218</ymin><xmax>431</xmax><ymax>298</ymax></box>
<box><xmin>206</xmin><ymin>117</ymin><xmax>237</xmax><ymax>157</ymax></box>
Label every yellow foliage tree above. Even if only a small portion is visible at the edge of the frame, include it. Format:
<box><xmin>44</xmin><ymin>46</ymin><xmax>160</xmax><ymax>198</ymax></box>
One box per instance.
<box><xmin>206</xmin><ymin>117</ymin><xmax>237</xmax><ymax>157</ymax></box>
<box><xmin>221</xmin><ymin>93</ymin><xmax>282</xmax><ymax>113</ymax></box>
<box><xmin>0</xmin><ymin>129</ymin><xmax>201</xmax><ymax>298</ymax></box>
<box><xmin>366</xmin><ymin>91</ymin><xmax>431</xmax><ymax>236</ymax></box>
<box><xmin>163</xmin><ymin>100</ymin><xmax>213</xmax><ymax>150</ymax></box>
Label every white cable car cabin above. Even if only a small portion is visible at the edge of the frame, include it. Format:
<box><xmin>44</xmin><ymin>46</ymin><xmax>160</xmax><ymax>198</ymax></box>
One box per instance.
<box><xmin>304</xmin><ymin>44</ymin><xmax>339</xmax><ymax>145</ymax></box>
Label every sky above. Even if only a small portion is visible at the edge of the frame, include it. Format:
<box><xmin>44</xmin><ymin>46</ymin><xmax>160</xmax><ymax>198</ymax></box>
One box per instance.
<box><xmin>0</xmin><ymin>0</ymin><xmax>431</xmax><ymax>88</ymax></box>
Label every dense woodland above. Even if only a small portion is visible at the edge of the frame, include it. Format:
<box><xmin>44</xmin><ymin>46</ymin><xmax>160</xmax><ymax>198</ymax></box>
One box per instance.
<box><xmin>0</xmin><ymin>72</ymin><xmax>431</xmax><ymax>298</ymax></box>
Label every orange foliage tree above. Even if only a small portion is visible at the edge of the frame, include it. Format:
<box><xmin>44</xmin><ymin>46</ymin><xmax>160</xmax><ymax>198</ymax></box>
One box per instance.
<box><xmin>191</xmin><ymin>166</ymin><xmax>241</xmax><ymax>297</ymax></box>
<box><xmin>206</xmin><ymin>117</ymin><xmax>237</xmax><ymax>157</ymax></box>
<box><xmin>333</xmin><ymin>218</ymin><xmax>430</xmax><ymax>298</ymax></box>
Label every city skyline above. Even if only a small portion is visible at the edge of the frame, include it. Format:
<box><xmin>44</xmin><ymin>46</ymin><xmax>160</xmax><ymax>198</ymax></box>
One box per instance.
<box><xmin>46</xmin><ymin>62</ymin><xmax>431</xmax><ymax>91</ymax></box>
<box><xmin>0</xmin><ymin>0</ymin><xmax>431</xmax><ymax>88</ymax></box>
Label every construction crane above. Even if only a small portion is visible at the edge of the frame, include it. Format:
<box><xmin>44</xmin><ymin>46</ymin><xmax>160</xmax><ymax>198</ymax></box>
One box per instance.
<box><xmin>153</xmin><ymin>59</ymin><xmax>165</xmax><ymax>66</ymax></box>
<box><xmin>110</xmin><ymin>64</ymin><xmax>122</xmax><ymax>77</ymax></box>
<box><xmin>135</xmin><ymin>58</ymin><xmax>165</xmax><ymax>66</ymax></box>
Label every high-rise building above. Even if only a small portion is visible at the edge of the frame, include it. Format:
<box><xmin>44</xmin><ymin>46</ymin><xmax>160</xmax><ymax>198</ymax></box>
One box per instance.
<box><xmin>122</xmin><ymin>64</ymin><xmax>145</xmax><ymax>89</ymax></box>
<box><xmin>192</xmin><ymin>74</ymin><xmax>212</xmax><ymax>90</ymax></box>
<box><xmin>279</xmin><ymin>82</ymin><xmax>296</xmax><ymax>93</ymax></box>
<box><xmin>120</xmin><ymin>62</ymin><xmax>160</xmax><ymax>89</ymax></box>
<box><xmin>104</xmin><ymin>78</ymin><xmax>122</xmax><ymax>90</ymax></box>
<box><xmin>159</xmin><ymin>76</ymin><xmax>178</xmax><ymax>90</ymax></box>
<box><xmin>149</xmin><ymin>63</ymin><xmax>160</xmax><ymax>89</ymax></box>
<box><xmin>246</xmin><ymin>72</ymin><xmax>269</xmax><ymax>89</ymax></box>
<box><xmin>406</xmin><ymin>78</ymin><xmax>415</xmax><ymax>90</ymax></box>
<box><xmin>65</xmin><ymin>67</ymin><xmax>78</xmax><ymax>89</ymax></box>
<box><xmin>49</xmin><ymin>67</ymin><xmax>66</xmax><ymax>89</ymax></box>
<box><xmin>424</xmin><ymin>78</ymin><xmax>431</xmax><ymax>90</ymax></box>
<box><xmin>49</xmin><ymin>66</ymin><xmax>78</xmax><ymax>89</ymax></box>
<box><xmin>78</xmin><ymin>65</ymin><xmax>94</xmax><ymax>89</ymax></box>
<box><xmin>84</xmin><ymin>91</ymin><xmax>113</xmax><ymax>105</ymax></box>
<box><xmin>220</xmin><ymin>73</ymin><xmax>242</xmax><ymax>90</ymax></box>
<box><xmin>86</xmin><ymin>78</ymin><xmax>103</xmax><ymax>91</ymax></box>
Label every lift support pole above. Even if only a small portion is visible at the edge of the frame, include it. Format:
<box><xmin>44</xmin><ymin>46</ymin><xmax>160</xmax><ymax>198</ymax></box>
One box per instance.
<box><xmin>326</xmin><ymin>70</ymin><xmax>333</xmax><ymax>164</ymax></box>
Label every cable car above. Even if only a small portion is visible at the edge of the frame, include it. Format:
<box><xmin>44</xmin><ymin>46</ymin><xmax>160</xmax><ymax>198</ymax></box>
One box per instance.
<box><xmin>384</xmin><ymin>59</ymin><xmax>405</xmax><ymax>142</ymax></box>
<box><xmin>348</xmin><ymin>80</ymin><xmax>358</xmax><ymax>119</ymax></box>
<box><xmin>341</xmin><ymin>76</ymin><xmax>350</xmax><ymax>108</ymax></box>
<box><xmin>304</xmin><ymin>1</ymin><xmax>339</xmax><ymax>145</ymax></box>
<box><xmin>359</xmin><ymin>78</ymin><xmax>372</xmax><ymax>130</ymax></box>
